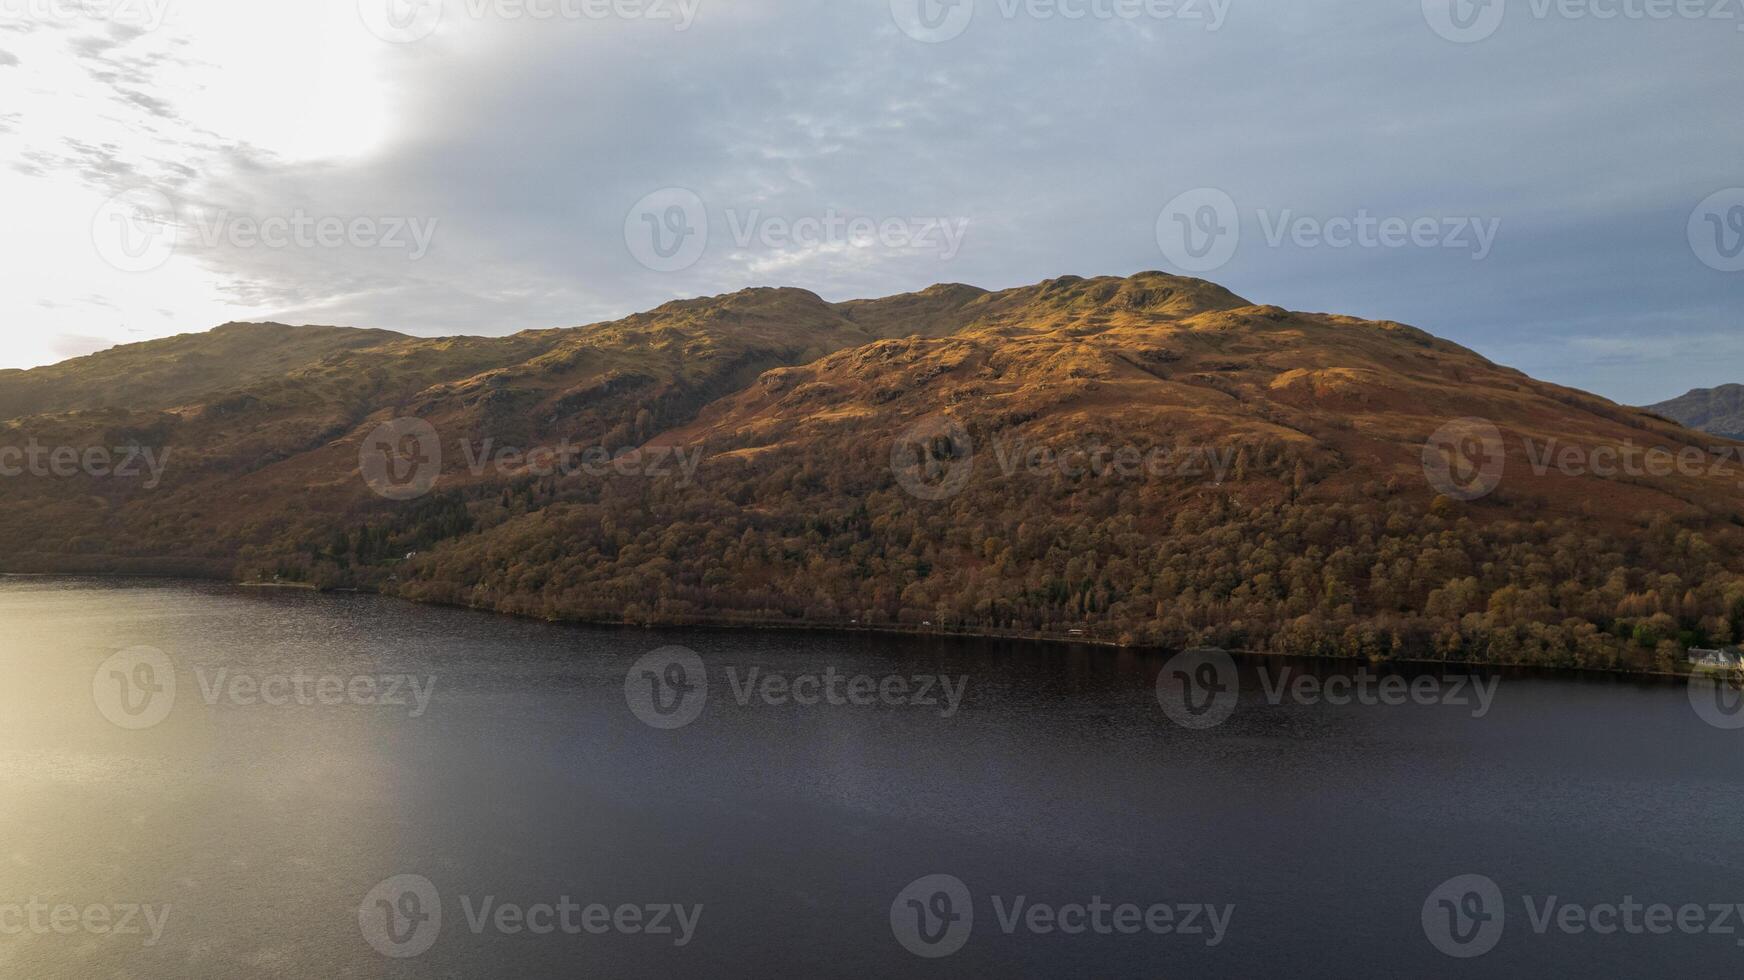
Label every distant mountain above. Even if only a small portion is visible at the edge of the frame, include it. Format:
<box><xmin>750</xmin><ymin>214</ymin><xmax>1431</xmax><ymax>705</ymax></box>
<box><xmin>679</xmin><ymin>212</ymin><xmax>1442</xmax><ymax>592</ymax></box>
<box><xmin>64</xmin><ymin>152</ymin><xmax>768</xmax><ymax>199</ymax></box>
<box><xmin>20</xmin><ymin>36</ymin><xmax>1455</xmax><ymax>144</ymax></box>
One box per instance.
<box><xmin>1645</xmin><ymin>385</ymin><xmax>1744</xmax><ymax>441</ymax></box>
<box><xmin>2</xmin><ymin>272</ymin><xmax>1739</xmax><ymax>673</ymax></box>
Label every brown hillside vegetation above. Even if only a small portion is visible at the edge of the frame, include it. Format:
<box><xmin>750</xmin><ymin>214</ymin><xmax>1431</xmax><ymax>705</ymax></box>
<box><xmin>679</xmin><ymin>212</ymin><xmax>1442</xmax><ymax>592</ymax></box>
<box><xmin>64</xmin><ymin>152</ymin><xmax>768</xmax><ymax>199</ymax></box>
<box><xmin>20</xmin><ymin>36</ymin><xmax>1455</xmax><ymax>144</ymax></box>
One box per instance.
<box><xmin>3</xmin><ymin>272</ymin><xmax>1742</xmax><ymax>672</ymax></box>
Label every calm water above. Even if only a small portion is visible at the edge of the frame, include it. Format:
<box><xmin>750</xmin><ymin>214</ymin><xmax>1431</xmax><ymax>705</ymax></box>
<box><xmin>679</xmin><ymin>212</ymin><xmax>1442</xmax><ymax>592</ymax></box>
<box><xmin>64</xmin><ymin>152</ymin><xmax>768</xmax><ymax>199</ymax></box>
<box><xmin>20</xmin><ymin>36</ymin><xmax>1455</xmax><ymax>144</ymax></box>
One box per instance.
<box><xmin>1</xmin><ymin>576</ymin><xmax>1741</xmax><ymax>978</ymax></box>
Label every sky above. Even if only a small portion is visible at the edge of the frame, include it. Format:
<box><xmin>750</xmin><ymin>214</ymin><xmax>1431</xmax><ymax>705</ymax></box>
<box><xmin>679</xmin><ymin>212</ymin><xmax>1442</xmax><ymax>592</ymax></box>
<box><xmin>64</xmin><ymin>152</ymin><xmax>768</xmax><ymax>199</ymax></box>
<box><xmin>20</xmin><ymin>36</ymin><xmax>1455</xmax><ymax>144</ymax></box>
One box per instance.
<box><xmin>1</xmin><ymin>0</ymin><xmax>1739</xmax><ymax>405</ymax></box>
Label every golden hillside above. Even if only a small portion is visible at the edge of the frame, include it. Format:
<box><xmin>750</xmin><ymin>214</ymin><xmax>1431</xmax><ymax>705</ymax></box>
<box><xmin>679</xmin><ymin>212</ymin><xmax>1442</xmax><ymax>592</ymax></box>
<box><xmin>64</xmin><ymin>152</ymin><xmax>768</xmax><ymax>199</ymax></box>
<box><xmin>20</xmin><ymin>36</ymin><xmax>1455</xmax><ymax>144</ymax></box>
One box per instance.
<box><xmin>2</xmin><ymin>272</ymin><xmax>1740</xmax><ymax>671</ymax></box>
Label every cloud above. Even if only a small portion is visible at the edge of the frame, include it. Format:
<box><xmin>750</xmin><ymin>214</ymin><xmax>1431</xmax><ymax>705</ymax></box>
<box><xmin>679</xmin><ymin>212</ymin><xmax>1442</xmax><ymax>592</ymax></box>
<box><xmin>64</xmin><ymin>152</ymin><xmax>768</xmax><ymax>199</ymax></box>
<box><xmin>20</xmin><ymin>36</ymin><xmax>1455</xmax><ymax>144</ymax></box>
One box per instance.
<box><xmin>0</xmin><ymin>0</ymin><xmax>1738</xmax><ymax>406</ymax></box>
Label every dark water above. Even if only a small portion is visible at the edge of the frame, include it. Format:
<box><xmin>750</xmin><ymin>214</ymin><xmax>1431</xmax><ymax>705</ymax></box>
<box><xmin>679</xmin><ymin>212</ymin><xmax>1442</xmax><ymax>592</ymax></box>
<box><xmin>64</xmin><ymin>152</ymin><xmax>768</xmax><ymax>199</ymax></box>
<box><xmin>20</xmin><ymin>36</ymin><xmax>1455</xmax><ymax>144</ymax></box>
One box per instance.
<box><xmin>2</xmin><ymin>576</ymin><xmax>1741</xmax><ymax>978</ymax></box>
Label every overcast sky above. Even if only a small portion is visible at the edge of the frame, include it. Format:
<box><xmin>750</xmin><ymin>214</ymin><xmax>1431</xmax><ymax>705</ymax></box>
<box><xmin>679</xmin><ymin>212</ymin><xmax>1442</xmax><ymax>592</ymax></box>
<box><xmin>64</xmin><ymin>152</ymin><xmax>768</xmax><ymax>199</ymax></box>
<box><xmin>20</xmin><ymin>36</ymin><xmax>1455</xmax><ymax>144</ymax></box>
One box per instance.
<box><xmin>2</xmin><ymin>0</ymin><xmax>1739</xmax><ymax>404</ymax></box>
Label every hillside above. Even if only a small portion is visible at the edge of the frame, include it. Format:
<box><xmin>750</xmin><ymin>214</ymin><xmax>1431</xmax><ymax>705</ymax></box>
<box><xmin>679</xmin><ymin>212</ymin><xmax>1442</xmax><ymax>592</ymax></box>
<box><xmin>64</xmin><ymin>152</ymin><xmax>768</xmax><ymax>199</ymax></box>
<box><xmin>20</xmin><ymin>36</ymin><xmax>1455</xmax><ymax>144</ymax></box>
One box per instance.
<box><xmin>3</xmin><ymin>272</ymin><xmax>1741</xmax><ymax>672</ymax></box>
<box><xmin>0</xmin><ymin>323</ymin><xmax>408</xmax><ymax>418</ymax></box>
<box><xmin>1646</xmin><ymin>384</ymin><xmax>1744</xmax><ymax>441</ymax></box>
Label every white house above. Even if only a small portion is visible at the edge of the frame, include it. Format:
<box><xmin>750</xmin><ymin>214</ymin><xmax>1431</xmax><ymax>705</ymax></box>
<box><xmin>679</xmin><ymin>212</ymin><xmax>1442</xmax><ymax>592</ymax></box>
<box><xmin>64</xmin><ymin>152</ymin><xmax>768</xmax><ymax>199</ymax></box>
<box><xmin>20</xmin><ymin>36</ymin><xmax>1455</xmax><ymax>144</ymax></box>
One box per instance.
<box><xmin>1688</xmin><ymin>647</ymin><xmax>1743</xmax><ymax>669</ymax></box>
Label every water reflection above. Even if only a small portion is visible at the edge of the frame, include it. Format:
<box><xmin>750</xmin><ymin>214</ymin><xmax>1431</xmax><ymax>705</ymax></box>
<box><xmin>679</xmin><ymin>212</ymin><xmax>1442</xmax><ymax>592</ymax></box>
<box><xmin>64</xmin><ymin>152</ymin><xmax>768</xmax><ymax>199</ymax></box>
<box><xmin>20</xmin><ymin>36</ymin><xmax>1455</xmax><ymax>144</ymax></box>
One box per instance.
<box><xmin>0</xmin><ymin>577</ymin><xmax>1739</xmax><ymax>978</ymax></box>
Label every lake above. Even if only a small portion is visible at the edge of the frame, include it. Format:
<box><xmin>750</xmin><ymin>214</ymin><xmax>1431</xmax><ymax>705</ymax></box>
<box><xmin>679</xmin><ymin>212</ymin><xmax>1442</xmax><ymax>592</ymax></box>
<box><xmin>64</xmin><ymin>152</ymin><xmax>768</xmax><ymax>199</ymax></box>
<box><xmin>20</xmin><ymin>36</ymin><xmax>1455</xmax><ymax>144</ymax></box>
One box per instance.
<box><xmin>1</xmin><ymin>576</ymin><xmax>1740</xmax><ymax>977</ymax></box>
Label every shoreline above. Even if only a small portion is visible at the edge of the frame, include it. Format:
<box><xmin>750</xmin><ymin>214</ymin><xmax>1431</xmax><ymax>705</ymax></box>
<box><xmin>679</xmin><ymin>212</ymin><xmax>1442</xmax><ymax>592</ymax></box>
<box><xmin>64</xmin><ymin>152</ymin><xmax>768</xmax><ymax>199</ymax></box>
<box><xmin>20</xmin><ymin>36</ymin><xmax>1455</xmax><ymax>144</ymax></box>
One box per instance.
<box><xmin>3</xmin><ymin>568</ymin><xmax>1704</xmax><ymax>683</ymax></box>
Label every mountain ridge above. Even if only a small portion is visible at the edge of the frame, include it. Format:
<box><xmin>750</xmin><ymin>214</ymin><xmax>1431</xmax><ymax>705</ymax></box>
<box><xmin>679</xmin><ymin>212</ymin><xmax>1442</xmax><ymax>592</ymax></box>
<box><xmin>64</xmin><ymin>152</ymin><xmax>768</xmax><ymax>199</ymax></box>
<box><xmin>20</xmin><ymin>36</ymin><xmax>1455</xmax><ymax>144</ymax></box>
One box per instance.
<box><xmin>0</xmin><ymin>272</ymin><xmax>1257</xmax><ymax>420</ymax></box>
<box><xmin>3</xmin><ymin>272</ymin><xmax>1740</xmax><ymax>673</ymax></box>
<box><xmin>1646</xmin><ymin>384</ymin><xmax>1744</xmax><ymax>442</ymax></box>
